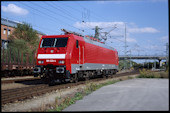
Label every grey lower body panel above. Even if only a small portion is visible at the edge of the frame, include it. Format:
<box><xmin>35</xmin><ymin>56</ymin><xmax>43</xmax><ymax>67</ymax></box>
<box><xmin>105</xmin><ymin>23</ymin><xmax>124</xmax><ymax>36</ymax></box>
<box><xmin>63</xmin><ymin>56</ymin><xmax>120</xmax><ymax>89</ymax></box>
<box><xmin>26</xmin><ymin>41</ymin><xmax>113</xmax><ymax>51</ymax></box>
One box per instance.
<box><xmin>71</xmin><ymin>63</ymin><xmax>119</xmax><ymax>74</ymax></box>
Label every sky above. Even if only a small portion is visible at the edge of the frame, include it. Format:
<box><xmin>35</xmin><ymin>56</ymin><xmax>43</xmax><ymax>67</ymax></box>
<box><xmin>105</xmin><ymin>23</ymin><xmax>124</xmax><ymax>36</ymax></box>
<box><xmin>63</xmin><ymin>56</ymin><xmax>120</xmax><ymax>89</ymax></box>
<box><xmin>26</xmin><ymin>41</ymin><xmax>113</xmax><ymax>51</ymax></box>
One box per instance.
<box><xmin>1</xmin><ymin>0</ymin><xmax>169</xmax><ymax>63</ymax></box>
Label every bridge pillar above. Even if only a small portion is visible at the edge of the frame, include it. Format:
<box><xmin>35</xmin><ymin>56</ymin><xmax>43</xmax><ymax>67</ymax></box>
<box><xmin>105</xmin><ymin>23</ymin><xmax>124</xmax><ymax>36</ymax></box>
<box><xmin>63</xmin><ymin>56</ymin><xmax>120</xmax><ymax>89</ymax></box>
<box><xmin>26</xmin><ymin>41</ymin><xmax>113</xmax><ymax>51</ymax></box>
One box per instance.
<box><xmin>158</xmin><ymin>59</ymin><xmax>161</xmax><ymax>68</ymax></box>
<box><xmin>154</xmin><ymin>61</ymin><xmax>156</xmax><ymax>69</ymax></box>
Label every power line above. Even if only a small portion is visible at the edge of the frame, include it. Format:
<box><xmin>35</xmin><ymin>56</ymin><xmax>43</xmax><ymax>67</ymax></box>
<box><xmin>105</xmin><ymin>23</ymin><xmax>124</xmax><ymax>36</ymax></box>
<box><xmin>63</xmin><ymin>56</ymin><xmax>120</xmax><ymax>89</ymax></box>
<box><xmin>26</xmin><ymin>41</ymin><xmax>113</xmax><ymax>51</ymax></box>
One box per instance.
<box><xmin>58</xmin><ymin>2</ymin><xmax>83</xmax><ymax>15</ymax></box>
<box><xmin>45</xmin><ymin>2</ymin><xmax>93</xmax><ymax>35</ymax></box>
<box><xmin>76</xmin><ymin>2</ymin><xmax>110</xmax><ymax>22</ymax></box>
<box><xmin>19</xmin><ymin>2</ymin><xmax>60</xmax><ymax>23</ymax></box>
<box><xmin>20</xmin><ymin>2</ymin><xmax>79</xmax><ymax>31</ymax></box>
<box><xmin>46</xmin><ymin>2</ymin><xmax>81</xmax><ymax>22</ymax></box>
<box><xmin>46</xmin><ymin>1</ymin><xmax>94</xmax><ymax>32</ymax></box>
<box><xmin>1</xmin><ymin>16</ymin><xmax>58</xmax><ymax>35</ymax></box>
<box><xmin>31</xmin><ymin>2</ymin><xmax>93</xmax><ymax>36</ymax></box>
<box><xmin>56</xmin><ymin>1</ymin><xmax>108</xmax><ymax>36</ymax></box>
<box><xmin>19</xmin><ymin>2</ymin><xmax>65</xmax><ymax>34</ymax></box>
<box><xmin>59</xmin><ymin>2</ymin><xmax>102</xmax><ymax>29</ymax></box>
<box><xmin>12</xmin><ymin>1</ymin><xmax>105</xmax><ymax>37</ymax></box>
<box><xmin>30</xmin><ymin>2</ymin><xmax>78</xmax><ymax>29</ymax></box>
<box><xmin>108</xmin><ymin>36</ymin><xmax>125</xmax><ymax>43</ymax></box>
<box><xmin>32</xmin><ymin>2</ymin><xmax>77</xmax><ymax>23</ymax></box>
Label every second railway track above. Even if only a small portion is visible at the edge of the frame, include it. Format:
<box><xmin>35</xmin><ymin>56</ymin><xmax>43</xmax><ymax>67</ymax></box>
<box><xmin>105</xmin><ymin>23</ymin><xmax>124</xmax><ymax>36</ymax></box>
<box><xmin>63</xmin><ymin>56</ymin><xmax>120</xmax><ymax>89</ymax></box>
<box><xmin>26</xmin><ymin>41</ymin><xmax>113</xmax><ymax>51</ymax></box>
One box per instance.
<box><xmin>1</xmin><ymin>70</ymin><xmax>139</xmax><ymax>105</ymax></box>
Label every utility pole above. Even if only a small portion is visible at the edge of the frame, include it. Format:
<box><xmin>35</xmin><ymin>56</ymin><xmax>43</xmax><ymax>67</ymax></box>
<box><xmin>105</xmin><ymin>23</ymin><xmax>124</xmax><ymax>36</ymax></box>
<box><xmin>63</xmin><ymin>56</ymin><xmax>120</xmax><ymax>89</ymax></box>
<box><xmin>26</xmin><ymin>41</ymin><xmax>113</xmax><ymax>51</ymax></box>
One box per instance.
<box><xmin>124</xmin><ymin>22</ymin><xmax>128</xmax><ymax>70</ymax></box>
<box><xmin>126</xmin><ymin>50</ymin><xmax>132</xmax><ymax>69</ymax></box>
<box><xmin>129</xmin><ymin>50</ymin><xmax>132</xmax><ymax>68</ymax></box>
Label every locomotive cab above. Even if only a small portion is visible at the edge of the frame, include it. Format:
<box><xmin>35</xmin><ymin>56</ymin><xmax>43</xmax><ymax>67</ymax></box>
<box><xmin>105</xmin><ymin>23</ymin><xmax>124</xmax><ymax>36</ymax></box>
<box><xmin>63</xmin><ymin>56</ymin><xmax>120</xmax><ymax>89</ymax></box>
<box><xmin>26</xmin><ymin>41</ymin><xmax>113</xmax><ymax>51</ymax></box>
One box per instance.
<box><xmin>33</xmin><ymin>35</ymin><xmax>73</xmax><ymax>84</ymax></box>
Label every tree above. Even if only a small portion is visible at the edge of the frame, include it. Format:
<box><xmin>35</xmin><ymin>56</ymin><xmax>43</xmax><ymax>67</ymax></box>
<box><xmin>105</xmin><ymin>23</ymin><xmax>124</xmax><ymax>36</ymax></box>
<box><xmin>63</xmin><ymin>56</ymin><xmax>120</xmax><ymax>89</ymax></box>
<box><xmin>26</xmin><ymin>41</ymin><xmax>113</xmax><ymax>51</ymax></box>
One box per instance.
<box><xmin>8</xmin><ymin>23</ymin><xmax>39</xmax><ymax>52</ymax></box>
<box><xmin>7</xmin><ymin>22</ymin><xmax>40</xmax><ymax>63</ymax></box>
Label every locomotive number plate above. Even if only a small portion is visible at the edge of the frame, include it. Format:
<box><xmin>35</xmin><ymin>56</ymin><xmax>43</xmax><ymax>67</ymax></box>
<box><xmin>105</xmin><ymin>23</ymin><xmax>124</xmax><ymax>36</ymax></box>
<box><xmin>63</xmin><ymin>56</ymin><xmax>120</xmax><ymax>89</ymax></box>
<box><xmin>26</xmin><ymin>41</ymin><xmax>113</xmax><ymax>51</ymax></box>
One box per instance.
<box><xmin>46</xmin><ymin>60</ymin><xmax>56</xmax><ymax>62</ymax></box>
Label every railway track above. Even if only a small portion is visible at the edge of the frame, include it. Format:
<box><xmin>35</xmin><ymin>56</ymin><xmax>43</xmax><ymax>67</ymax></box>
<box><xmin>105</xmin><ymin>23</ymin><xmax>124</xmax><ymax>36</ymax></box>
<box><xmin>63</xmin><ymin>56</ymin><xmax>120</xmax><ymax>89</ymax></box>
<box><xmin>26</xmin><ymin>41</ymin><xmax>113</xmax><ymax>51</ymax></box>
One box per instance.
<box><xmin>1</xmin><ymin>76</ymin><xmax>40</xmax><ymax>84</ymax></box>
<box><xmin>1</xmin><ymin>70</ymin><xmax>139</xmax><ymax>105</ymax></box>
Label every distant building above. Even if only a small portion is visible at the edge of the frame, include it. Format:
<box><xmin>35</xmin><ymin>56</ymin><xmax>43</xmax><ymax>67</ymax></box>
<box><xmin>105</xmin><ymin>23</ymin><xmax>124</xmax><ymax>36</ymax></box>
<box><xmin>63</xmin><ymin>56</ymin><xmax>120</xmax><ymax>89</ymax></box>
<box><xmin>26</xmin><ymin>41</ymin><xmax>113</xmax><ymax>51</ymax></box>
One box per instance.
<box><xmin>1</xmin><ymin>18</ymin><xmax>45</xmax><ymax>49</ymax></box>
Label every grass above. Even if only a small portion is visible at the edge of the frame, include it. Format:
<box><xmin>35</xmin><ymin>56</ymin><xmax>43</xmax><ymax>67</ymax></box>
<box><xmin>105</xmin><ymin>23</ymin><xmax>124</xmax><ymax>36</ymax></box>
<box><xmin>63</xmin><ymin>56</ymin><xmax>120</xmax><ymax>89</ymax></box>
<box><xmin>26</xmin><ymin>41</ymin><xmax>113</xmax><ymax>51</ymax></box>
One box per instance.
<box><xmin>137</xmin><ymin>68</ymin><xmax>169</xmax><ymax>78</ymax></box>
<box><xmin>54</xmin><ymin>92</ymin><xmax>84</xmax><ymax>111</ymax></box>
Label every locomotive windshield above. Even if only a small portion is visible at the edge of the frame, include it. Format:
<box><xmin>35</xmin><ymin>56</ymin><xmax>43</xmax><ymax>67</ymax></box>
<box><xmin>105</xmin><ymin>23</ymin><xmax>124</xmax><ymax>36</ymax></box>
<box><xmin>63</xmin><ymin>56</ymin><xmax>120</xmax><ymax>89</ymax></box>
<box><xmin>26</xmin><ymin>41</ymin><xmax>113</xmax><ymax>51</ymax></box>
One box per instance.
<box><xmin>40</xmin><ymin>38</ymin><xmax>68</xmax><ymax>48</ymax></box>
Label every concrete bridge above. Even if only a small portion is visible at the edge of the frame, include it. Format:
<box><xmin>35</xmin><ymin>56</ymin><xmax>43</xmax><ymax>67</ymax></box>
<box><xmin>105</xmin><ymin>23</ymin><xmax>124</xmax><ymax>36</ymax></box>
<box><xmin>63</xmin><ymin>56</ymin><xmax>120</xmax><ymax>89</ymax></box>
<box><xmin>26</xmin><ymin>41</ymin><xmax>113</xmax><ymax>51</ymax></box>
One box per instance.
<box><xmin>119</xmin><ymin>55</ymin><xmax>167</xmax><ymax>61</ymax></box>
<box><xmin>118</xmin><ymin>55</ymin><xmax>167</xmax><ymax>68</ymax></box>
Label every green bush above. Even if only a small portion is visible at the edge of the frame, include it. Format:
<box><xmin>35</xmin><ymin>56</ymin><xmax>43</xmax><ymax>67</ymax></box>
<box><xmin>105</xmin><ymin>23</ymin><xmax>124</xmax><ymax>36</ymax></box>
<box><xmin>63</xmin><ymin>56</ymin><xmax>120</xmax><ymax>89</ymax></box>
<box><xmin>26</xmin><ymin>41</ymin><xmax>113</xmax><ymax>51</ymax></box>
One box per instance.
<box><xmin>138</xmin><ymin>68</ymin><xmax>169</xmax><ymax>78</ymax></box>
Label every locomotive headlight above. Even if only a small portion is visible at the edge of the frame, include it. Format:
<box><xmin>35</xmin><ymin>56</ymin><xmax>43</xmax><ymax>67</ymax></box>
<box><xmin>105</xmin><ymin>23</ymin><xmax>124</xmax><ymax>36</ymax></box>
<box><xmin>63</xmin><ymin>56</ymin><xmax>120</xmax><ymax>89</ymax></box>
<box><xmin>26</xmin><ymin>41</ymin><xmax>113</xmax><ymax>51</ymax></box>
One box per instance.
<box><xmin>58</xmin><ymin>60</ymin><xmax>65</xmax><ymax>64</ymax></box>
<box><xmin>38</xmin><ymin>60</ymin><xmax>44</xmax><ymax>64</ymax></box>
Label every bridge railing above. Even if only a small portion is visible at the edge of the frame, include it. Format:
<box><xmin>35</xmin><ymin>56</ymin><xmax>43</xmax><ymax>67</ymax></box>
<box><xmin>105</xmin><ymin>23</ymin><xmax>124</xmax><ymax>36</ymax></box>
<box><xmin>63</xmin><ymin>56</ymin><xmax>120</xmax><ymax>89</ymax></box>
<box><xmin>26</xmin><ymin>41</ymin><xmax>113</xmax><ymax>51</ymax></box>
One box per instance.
<box><xmin>118</xmin><ymin>55</ymin><xmax>166</xmax><ymax>57</ymax></box>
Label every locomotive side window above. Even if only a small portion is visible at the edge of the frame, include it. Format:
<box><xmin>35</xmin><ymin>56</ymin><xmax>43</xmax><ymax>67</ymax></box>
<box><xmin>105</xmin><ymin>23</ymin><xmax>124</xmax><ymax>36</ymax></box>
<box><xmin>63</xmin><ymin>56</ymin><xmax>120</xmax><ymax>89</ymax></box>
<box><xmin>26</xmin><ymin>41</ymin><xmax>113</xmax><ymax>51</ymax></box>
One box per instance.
<box><xmin>76</xmin><ymin>40</ymin><xmax>79</xmax><ymax>48</ymax></box>
<box><xmin>40</xmin><ymin>37</ymin><xmax>68</xmax><ymax>48</ymax></box>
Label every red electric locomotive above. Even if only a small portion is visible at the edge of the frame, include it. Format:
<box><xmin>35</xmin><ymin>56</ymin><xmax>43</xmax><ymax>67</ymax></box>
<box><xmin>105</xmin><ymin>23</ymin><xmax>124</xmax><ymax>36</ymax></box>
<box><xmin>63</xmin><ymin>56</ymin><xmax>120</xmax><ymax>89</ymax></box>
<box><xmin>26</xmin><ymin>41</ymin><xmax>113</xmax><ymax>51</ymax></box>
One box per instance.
<box><xmin>33</xmin><ymin>29</ymin><xmax>119</xmax><ymax>85</ymax></box>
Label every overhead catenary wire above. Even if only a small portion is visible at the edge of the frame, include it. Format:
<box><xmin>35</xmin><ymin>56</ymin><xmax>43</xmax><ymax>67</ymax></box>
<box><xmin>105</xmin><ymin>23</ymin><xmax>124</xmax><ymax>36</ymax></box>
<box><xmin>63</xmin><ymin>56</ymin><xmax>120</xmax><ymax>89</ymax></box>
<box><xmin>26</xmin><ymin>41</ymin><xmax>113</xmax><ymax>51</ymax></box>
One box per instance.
<box><xmin>19</xmin><ymin>2</ymin><xmax>66</xmax><ymax>25</ymax></box>
<box><xmin>55</xmin><ymin>1</ymin><xmax>114</xmax><ymax>36</ymax></box>
<box><xmin>19</xmin><ymin>2</ymin><xmax>66</xmax><ymax>34</ymax></box>
<box><xmin>57</xmin><ymin>2</ymin><xmax>95</xmax><ymax>31</ymax></box>
<box><xmin>63</xmin><ymin>2</ymin><xmax>120</xmax><ymax>38</ymax></box>
<box><xmin>29</xmin><ymin>2</ymin><xmax>78</xmax><ymax>30</ymax></box>
<box><xmin>44</xmin><ymin>2</ymin><xmax>94</xmax><ymax>35</ymax></box>
<box><xmin>1</xmin><ymin>16</ymin><xmax>59</xmax><ymax>35</ymax></box>
<box><xmin>31</xmin><ymin>2</ymin><xmax>77</xmax><ymax>23</ymax></box>
<box><xmin>75</xmin><ymin>2</ymin><xmax>110</xmax><ymax>22</ymax></box>
<box><xmin>46</xmin><ymin>2</ymin><xmax>81</xmax><ymax>22</ymax></box>
<box><xmin>29</xmin><ymin>1</ymin><xmax>93</xmax><ymax>36</ymax></box>
<box><xmin>19</xmin><ymin>2</ymin><xmax>88</xmax><ymax>36</ymax></box>
<box><xmin>3</xmin><ymin>1</ymin><xmax>123</xmax><ymax>40</ymax></box>
<box><xmin>59</xmin><ymin>2</ymin><xmax>102</xmax><ymax>29</ymax></box>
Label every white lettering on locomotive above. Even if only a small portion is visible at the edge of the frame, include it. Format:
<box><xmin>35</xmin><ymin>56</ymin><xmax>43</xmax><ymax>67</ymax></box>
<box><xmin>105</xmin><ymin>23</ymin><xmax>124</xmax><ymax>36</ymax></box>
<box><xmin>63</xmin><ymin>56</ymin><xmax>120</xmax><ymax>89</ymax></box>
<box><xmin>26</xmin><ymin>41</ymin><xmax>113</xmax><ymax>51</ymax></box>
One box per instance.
<box><xmin>46</xmin><ymin>59</ymin><xmax>56</xmax><ymax>62</ymax></box>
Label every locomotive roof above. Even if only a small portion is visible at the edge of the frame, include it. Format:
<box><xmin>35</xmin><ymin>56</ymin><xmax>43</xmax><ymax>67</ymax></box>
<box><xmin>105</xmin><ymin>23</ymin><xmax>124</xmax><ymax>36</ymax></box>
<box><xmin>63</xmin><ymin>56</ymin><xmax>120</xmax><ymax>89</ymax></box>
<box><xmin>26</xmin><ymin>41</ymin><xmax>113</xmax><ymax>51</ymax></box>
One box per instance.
<box><xmin>41</xmin><ymin>34</ymin><xmax>117</xmax><ymax>51</ymax></box>
<box><xmin>83</xmin><ymin>36</ymin><xmax>116</xmax><ymax>51</ymax></box>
